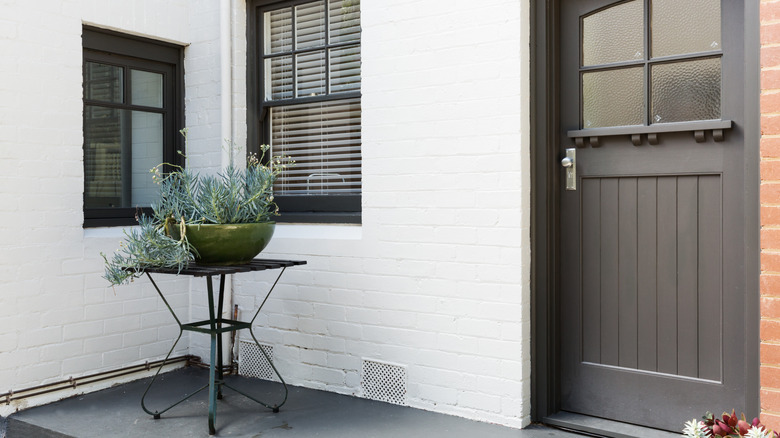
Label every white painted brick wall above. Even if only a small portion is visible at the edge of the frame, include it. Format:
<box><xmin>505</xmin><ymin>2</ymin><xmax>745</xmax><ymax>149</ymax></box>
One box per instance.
<box><xmin>1</xmin><ymin>0</ymin><xmax>532</xmax><ymax>429</ymax></box>
<box><xmin>0</xmin><ymin>0</ymin><xmax>217</xmax><ymax>417</ymax></box>
<box><xmin>233</xmin><ymin>0</ymin><xmax>532</xmax><ymax>429</ymax></box>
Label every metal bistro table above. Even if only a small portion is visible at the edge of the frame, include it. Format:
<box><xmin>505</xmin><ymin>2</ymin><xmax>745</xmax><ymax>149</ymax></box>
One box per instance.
<box><xmin>138</xmin><ymin>258</ymin><xmax>306</xmax><ymax>435</ymax></box>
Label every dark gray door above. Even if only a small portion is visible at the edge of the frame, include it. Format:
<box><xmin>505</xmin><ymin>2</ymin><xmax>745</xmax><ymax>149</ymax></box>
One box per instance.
<box><xmin>558</xmin><ymin>0</ymin><xmax>747</xmax><ymax>431</ymax></box>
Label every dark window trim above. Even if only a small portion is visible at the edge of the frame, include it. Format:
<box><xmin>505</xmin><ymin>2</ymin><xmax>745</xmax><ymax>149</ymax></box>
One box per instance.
<box><xmin>82</xmin><ymin>26</ymin><xmax>185</xmax><ymax>228</ymax></box>
<box><xmin>247</xmin><ymin>0</ymin><xmax>362</xmax><ymax>223</ymax></box>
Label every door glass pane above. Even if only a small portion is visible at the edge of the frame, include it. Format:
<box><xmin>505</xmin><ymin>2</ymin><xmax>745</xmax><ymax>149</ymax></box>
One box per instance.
<box><xmin>265</xmin><ymin>55</ymin><xmax>293</xmax><ymax>100</ymax></box>
<box><xmin>582</xmin><ymin>67</ymin><xmax>644</xmax><ymax>128</ymax></box>
<box><xmin>329</xmin><ymin>45</ymin><xmax>361</xmax><ymax>93</ymax></box>
<box><xmin>264</xmin><ymin>7</ymin><xmax>293</xmax><ymax>54</ymax></box>
<box><xmin>296</xmin><ymin>1</ymin><xmax>326</xmax><ymax>49</ymax></box>
<box><xmin>651</xmin><ymin>0</ymin><xmax>720</xmax><ymax>58</ymax></box>
<box><xmin>651</xmin><ymin>58</ymin><xmax>721</xmax><ymax>124</ymax></box>
<box><xmin>296</xmin><ymin>50</ymin><xmax>326</xmax><ymax>97</ymax></box>
<box><xmin>84</xmin><ymin>62</ymin><xmax>123</xmax><ymax>103</ymax></box>
<box><xmin>271</xmin><ymin>98</ymin><xmax>361</xmax><ymax>195</ymax></box>
<box><xmin>329</xmin><ymin>0</ymin><xmax>361</xmax><ymax>44</ymax></box>
<box><xmin>130</xmin><ymin>111</ymin><xmax>163</xmax><ymax>206</ymax></box>
<box><xmin>130</xmin><ymin>70</ymin><xmax>163</xmax><ymax>108</ymax></box>
<box><xmin>582</xmin><ymin>0</ymin><xmax>644</xmax><ymax>66</ymax></box>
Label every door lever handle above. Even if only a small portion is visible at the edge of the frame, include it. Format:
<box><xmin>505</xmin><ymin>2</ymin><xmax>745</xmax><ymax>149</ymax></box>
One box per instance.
<box><xmin>561</xmin><ymin>148</ymin><xmax>576</xmax><ymax>190</ymax></box>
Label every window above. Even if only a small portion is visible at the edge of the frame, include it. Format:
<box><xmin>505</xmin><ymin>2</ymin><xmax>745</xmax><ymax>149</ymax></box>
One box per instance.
<box><xmin>249</xmin><ymin>0</ymin><xmax>362</xmax><ymax>223</ymax></box>
<box><xmin>580</xmin><ymin>0</ymin><xmax>721</xmax><ymax>129</ymax></box>
<box><xmin>82</xmin><ymin>27</ymin><xmax>183</xmax><ymax>227</ymax></box>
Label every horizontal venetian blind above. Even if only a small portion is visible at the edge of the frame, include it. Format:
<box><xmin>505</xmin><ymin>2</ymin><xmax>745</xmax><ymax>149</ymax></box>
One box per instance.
<box><xmin>271</xmin><ymin>98</ymin><xmax>361</xmax><ymax>195</ymax></box>
<box><xmin>262</xmin><ymin>0</ymin><xmax>361</xmax><ymax>198</ymax></box>
<box><xmin>263</xmin><ymin>0</ymin><xmax>361</xmax><ymax>100</ymax></box>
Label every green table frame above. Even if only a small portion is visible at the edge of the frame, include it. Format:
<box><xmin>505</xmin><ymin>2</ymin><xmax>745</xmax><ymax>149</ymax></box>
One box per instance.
<box><xmin>138</xmin><ymin>259</ymin><xmax>306</xmax><ymax>435</ymax></box>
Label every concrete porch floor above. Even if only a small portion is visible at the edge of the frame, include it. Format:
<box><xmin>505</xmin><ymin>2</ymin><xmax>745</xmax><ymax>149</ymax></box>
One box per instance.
<box><xmin>4</xmin><ymin>367</ymin><xmax>587</xmax><ymax>438</ymax></box>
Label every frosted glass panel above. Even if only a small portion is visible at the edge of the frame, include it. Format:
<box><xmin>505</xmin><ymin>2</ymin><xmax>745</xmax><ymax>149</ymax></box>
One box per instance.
<box><xmin>296</xmin><ymin>1</ymin><xmax>325</xmax><ymax>49</ymax></box>
<box><xmin>329</xmin><ymin>0</ymin><xmax>361</xmax><ymax>44</ymax></box>
<box><xmin>652</xmin><ymin>0</ymin><xmax>720</xmax><ymax>58</ymax></box>
<box><xmin>297</xmin><ymin>50</ymin><xmax>326</xmax><ymax>97</ymax></box>
<box><xmin>130</xmin><ymin>70</ymin><xmax>162</xmax><ymax>108</ymax></box>
<box><xmin>651</xmin><ymin>58</ymin><xmax>721</xmax><ymax>123</ymax></box>
<box><xmin>330</xmin><ymin>45</ymin><xmax>361</xmax><ymax>93</ymax></box>
<box><xmin>264</xmin><ymin>8</ymin><xmax>292</xmax><ymax>54</ymax></box>
<box><xmin>583</xmin><ymin>0</ymin><xmax>644</xmax><ymax>66</ymax></box>
<box><xmin>85</xmin><ymin>62</ymin><xmax>123</xmax><ymax>103</ymax></box>
<box><xmin>583</xmin><ymin>67</ymin><xmax>644</xmax><ymax>128</ymax></box>
<box><xmin>265</xmin><ymin>56</ymin><xmax>293</xmax><ymax>100</ymax></box>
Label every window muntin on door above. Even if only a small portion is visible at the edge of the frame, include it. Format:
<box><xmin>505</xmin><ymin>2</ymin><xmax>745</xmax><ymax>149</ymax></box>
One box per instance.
<box><xmin>580</xmin><ymin>0</ymin><xmax>722</xmax><ymax>129</ymax></box>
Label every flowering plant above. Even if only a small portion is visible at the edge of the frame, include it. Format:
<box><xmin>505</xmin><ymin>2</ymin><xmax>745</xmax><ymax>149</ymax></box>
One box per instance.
<box><xmin>683</xmin><ymin>411</ymin><xmax>778</xmax><ymax>438</ymax></box>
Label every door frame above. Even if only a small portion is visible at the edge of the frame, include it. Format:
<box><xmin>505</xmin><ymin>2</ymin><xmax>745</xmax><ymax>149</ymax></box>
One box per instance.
<box><xmin>529</xmin><ymin>0</ymin><xmax>761</xmax><ymax>433</ymax></box>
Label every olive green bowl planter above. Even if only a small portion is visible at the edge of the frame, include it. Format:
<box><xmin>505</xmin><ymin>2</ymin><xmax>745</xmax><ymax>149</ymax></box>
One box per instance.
<box><xmin>169</xmin><ymin>222</ymin><xmax>275</xmax><ymax>265</ymax></box>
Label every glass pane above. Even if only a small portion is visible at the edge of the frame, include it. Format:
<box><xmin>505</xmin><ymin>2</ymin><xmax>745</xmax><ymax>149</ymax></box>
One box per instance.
<box><xmin>329</xmin><ymin>0</ymin><xmax>361</xmax><ymax>44</ymax></box>
<box><xmin>131</xmin><ymin>70</ymin><xmax>163</xmax><ymax>108</ymax></box>
<box><xmin>651</xmin><ymin>58</ymin><xmax>721</xmax><ymax>124</ymax></box>
<box><xmin>265</xmin><ymin>55</ymin><xmax>293</xmax><ymax>100</ymax></box>
<box><xmin>84</xmin><ymin>106</ymin><xmax>162</xmax><ymax>208</ymax></box>
<box><xmin>84</xmin><ymin>62</ymin><xmax>123</xmax><ymax>103</ymax></box>
<box><xmin>329</xmin><ymin>45</ymin><xmax>361</xmax><ymax>93</ymax></box>
<box><xmin>130</xmin><ymin>111</ymin><xmax>163</xmax><ymax>206</ymax></box>
<box><xmin>271</xmin><ymin>98</ymin><xmax>361</xmax><ymax>195</ymax></box>
<box><xmin>582</xmin><ymin>0</ymin><xmax>644</xmax><ymax>66</ymax></box>
<box><xmin>296</xmin><ymin>1</ymin><xmax>326</xmax><ymax>49</ymax></box>
<box><xmin>296</xmin><ymin>50</ymin><xmax>326</xmax><ymax>97</ymax></box>
<box><xmin>582</xmin><ymin>67</ymin><xmax>644</xmax><ymax>128</ymax></box>
<box><xmin>264</xmin><ymin>8</ymin><xmax>293</xmax><ymax>54</ymax></box>
<box><xmin>84</xmin><ymin>106</ymin><xmax>124</xmax><ymax>208</ymax></box>
<box><xmin>651</xmin><ymin>0</ymin><xmax>720</xmax><ymax>58</ymax></box>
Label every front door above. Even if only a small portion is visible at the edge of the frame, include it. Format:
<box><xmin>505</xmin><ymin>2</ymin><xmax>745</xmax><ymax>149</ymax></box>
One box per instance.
<box><xmin>558</xmin><ymin>0</ymin><xmax>748</xmax><ymax>431</ymax></box>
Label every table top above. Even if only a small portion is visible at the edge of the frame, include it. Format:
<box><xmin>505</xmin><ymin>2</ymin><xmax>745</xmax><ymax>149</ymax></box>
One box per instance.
<box><xmin>142</xmin><ymin>259</ymin><xmax>307</xmax><ymax>277</ymax></box>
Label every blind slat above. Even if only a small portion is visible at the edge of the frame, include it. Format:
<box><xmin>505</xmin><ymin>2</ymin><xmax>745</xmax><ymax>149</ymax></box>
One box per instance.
<box><xmin>271</xmin><ymin>97</ymin><xmax>361</xmax><ymax>195</ymax></box>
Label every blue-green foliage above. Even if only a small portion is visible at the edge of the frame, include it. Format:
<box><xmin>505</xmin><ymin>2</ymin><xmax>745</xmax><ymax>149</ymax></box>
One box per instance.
<box><xmin>152</xmin><ymin>163</ymin><xmax>278</xmax><ymax>225</ymax></box>
<box><xmin>102</xmin><ymin>216</ymin><xmax>193</xmax><ymax>286</ymax></box>
<box><xmin>103</xmin><ymin>149</ymin><xmax>285</xmax><ymax>286</ymax></box>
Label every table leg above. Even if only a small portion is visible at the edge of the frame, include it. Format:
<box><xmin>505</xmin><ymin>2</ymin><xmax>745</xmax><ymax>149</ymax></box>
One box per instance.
<box><xmin>206</xmin><ymin>275</ymin><xmax>218</xmax><ymax>435</ymax></box>
<box><xmin>141</xmin><ymin>273</ymin><xmax>209</xmax><ymax>419</ymax></box>
<box><xmin>216</xmin><ymin>274</ymin><xmax>225</xmax><ymax>400</ymax></box>
<box><xmin>220</xmin><ymin>267</ymin><xmax>289</xmax><ymax>412</ymax></box>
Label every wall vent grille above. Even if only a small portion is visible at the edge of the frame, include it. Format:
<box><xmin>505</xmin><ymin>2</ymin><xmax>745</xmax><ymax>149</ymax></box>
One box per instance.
<box><xmin>238</xmin><ymin>341</ymin><xmax>276</xmax><ymax>381</ymax></box>
<box><xmin>361</xmin><ymin>360</ymin><xmax>407</xmax><ymax>405</ymax></box>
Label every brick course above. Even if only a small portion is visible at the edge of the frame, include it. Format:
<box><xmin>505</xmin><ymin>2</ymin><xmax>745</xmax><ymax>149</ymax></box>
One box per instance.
<box><xmin>763</xmin><ymin>0</ymin><xmax>780</xmax><ymax>428</ymax></box>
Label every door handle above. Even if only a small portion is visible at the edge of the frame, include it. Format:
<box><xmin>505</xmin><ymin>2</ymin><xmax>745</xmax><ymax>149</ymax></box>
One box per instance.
<box><xmin>561</xmin><ymin>148</ymin><xmax>576</xmax><ymax>190</ymax></box>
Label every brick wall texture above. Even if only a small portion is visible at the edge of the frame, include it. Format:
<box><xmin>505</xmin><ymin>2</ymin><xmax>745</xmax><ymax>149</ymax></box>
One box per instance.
<box><xmin>764</xmin><ymin>0</ymin><xmax>780</xmax><ymax>430</ymax></box>
<box><xmin>0</xmin><ymin>0</ymin><xmax>533</xmax><ymax>429</ymax></box>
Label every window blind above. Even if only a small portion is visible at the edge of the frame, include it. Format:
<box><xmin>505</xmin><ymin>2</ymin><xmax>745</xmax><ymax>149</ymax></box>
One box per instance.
<box><xmin>263</xmin><ymin>0</ymin><xmax>361</xmax><ymax>197</ymax></box>
<box><xmin>271</xmin><ymin>98</ymin><xmax>361</xmax><ymax>194</ymax></box>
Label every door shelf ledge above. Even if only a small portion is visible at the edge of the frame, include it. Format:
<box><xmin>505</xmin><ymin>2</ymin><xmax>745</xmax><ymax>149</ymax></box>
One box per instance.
<box><xmin>567</xmin><ymin>119</ymin><xmax>732</xmax><ymax>147</ymax></box>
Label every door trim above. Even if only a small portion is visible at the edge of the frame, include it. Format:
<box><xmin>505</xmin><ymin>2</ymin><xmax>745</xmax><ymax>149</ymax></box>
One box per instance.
<box><xmin>529</xmin><ymin>0</ymin><xmax>761</xmax><ymax>432</ymax></box>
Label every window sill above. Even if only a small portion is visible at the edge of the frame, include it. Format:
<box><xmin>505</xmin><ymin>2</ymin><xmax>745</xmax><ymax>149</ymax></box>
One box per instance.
<box><xmin>567</xmin><ymin>119</ymin><xmax>732</xmax><ymax>147</ymax></box>
<box><xmin>274</xmin><ymin>223</ymin><xmax>362</xmax><ymax>241</ymax></box>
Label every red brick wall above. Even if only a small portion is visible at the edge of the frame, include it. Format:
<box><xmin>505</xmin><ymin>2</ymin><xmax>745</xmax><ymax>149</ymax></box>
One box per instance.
<box><xmin>762</xmin><ymin>0</ymin><xmax>780</xmax><ymax>430</ymax></box>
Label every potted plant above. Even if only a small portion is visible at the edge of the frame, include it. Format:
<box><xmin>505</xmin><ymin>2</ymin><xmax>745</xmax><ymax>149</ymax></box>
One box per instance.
<box><xmin>102</xmin><ymin>143</ymin><xmax>288</xmax><ymax>286</ymax></box>
<box><xmin>683</xmin><ymin>410</ymin><xmax>779</xmax><ymax>438</ymax></box>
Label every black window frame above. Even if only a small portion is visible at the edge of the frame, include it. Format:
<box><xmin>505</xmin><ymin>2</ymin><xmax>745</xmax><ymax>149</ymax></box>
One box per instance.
<box><xmin>247</xmin><ymin>0</ymin><xmax>362</xmax><ymax>224</ymax></box>
<box><xmin>82</xmin><ymin>26</ymin><xmax>184</xmax><ymax>228</ymax></box>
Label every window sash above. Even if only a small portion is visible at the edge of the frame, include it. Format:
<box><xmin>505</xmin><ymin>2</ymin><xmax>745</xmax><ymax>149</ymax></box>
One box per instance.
<box><xmin>82</xmin><ymin>27</ymin><xmax>183</xmax><ymax>227</ymax></box>
<box><xmin>251</xmin><ymin>0</ymin><xmax>361</xmax><ymax>220</ymax></box>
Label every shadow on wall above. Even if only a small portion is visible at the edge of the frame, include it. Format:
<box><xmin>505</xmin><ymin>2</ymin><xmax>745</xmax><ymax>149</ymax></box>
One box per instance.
<box><xmin>1</xmin><ymin>415</ymin><xmax>6</xmax><ymax>438</ymax></box>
